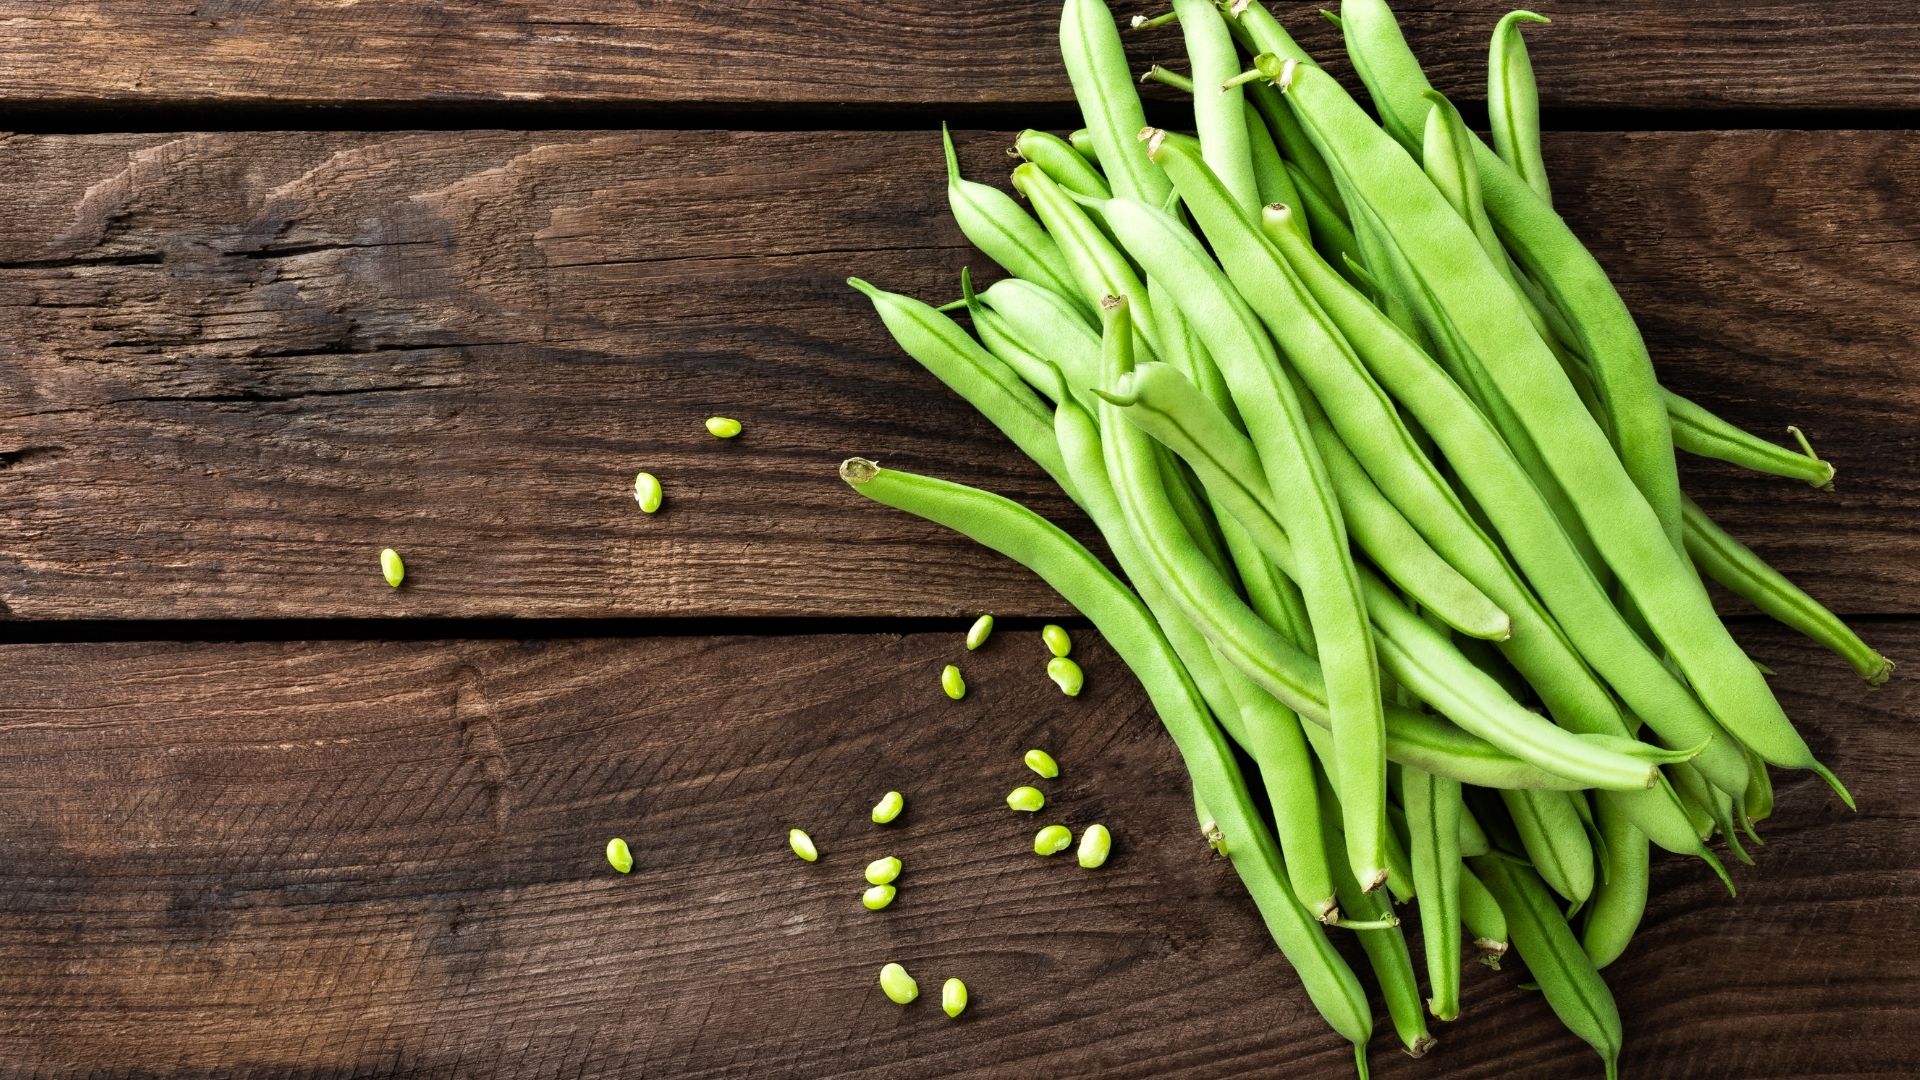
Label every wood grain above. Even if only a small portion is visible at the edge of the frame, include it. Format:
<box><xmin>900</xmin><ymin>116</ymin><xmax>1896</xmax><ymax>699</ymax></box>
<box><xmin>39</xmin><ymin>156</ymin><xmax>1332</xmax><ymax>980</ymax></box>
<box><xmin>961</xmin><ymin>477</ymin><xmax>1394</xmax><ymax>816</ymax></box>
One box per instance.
<box><xmin>0</xmin><ymin>623</ymin><xmax>1910</xmax><ymax>1078</ymax></box>
<box><xmin>0</xmin><ymin>2</ymin><xmax>1916</xmax><ymax>113</ymax></box>
<box><xmin>0</xmin><ymin>128</ymin><xmax>1912</xmax><ymax>621</ymax></box>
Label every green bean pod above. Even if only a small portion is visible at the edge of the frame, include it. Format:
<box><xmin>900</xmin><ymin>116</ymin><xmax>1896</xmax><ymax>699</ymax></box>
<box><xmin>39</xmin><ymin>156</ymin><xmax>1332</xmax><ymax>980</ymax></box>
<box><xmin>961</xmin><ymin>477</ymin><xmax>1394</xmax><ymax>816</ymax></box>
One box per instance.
<box><xmin>941</xmin><ymin>125</ymin><xmax>1085</xmax><ymax>316</ymax></box>
<box><xmin>1244</xmin><ymin>104</ymin><xmax>1308</xmax><ymax>240</ymax></box>
<box><xmin>1459</xmin><ymin>861</ymin><xmax>1510</xmax><ymax>968</ymax></box>
<box><xmin>1280</xmin><ymin>57</ymin><xmax>1849</xmax><ymax>805</ymax></box>
<box><xmin>979</xmin><ymin>277</ymin><xmax>1104</xmax><ymax>394</ymax></box>
<box><xmin>1327</xmin><ymin>809</ymin><xmax>1437</xmax><ymax>1057</ymax></box>
<box><xmin>1090</xmin><ymin>202</ymin><xmax>1389</xmax><ymax>891</ymax></box>
<box><xmin>1459</xmin><ymin>805</ymin><xmax>1493</xmax><ymax>858</ymax></box>
<box><xmin>1403</xmin><ymin>767</ymin><xmax>1463</xmax><ymax>1021</ymax></box>
<box><xmin>1501</xmin><ymin>788</ymin><xmax>1595</xmax><ymax>909</ymax></box>
<box><xmin>1581</xmin><ymin>797</ymin><xmax>1649</xmax><ymax>970</ymax></box>
<box><xmin>1682</xmin><ymin>496</ymin><xmax>1891</xmax><ymax>684</ymax></box>
<box><xmin>1069</xmin><ymin>128</ymin><xmax>1098</xmax><ymax>163</ymax></box>
<box><xmin>1011</xmin><ymin>162</ymin><xmax>1162</xmax><ymax>358</ymax></box>
<box><xmin>1336</xmin><ymin>0</ymin><xmax>1682</xmax><ymax>554</ymax></box>
<box><xmin>1488</xmin><ymin>11</ymin><xmax>1554</xmax><ymax>204</ymax></box>
<box><xmin>849</xmin><ymin>278</ymin><xmax>1073</xmax><ymax>502</ymax></box>
<box><xmin>838</xmin><ymin>457</ymin><xmax>1375</xmax><ymax>1060</ymax></box>
<box><xmin>1060</xmin><ymin>0</ymin><xmax>1171</xmax><ymax>206</ymax></box>
<box><xmin>1666</xmin><ymin>397</ymin><xmax>1836</xmax><ymax>488</ymax></box>
<box><xmin>1013</xmin><ymin>128</ymin><xmax>1112</xmax><ymax>200</ymax></box>
<box><xmin>1283</xmin><ymin>163</ymin><xmax>1367</xmax><ymax>291</ymax></box>
<box><xmin>962</xmin><ymin>269</ymin><xmax>1075</xmax><ymax>408</ymax></box>
<box><xmin>1172</xmin><ymin>0</ymin><xmax>1259</xmax><ymax>216</ymax></box>
<box><xmin>1473</xmin><ymin>855</ymin><xmax>1624</xmax><ymax>1080</ymax></box>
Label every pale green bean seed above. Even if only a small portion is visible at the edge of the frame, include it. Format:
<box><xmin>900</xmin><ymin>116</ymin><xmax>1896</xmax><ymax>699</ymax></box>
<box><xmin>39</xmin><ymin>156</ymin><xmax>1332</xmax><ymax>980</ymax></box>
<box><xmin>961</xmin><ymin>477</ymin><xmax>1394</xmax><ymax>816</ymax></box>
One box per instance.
<box><xmin>966</xmin><ymin>614</ymin><xmax>995</xmax><ymax>651</ymax></box>
<box><xmin>941</xmin><ymin>664</ymin><xmax>967</xmax><ymax>700</ymax></box>
<box><xmin>1024</xmin><ymin>748</ymin><xmax>1060</xmax><ymax>779</ymax></box>
<box><xmin>1042</xmin><ymin>624</ymin><xmax>1073</xmax><ymax>657</ymax></box>
<box><xmin>865</xmin><ymin>856</ymin><xmax>902</xmax><ymax>885</ymax></box>
<box><xmin>1034</xmin><ymin>824</ymin><xmax>1073</xmax><ymax>855</ymax></box>
<box><xmin>862</xmin><ymin>883</ymin><xmax>897</xmax><ymax>911</ymax></box>
<box><xmin>1006</xmin><ymin>785</ymin><xmax>1045</xmax><ymax>812</ymax></box>
<box><xmin>379</xmin><ymin>548</ymin><xmax>404</xmax><ymax>588</ymax></box>
<box><xmin>704</xmin><ymin>416</ymin><xmax>742</xmax><ymax>439</ymax></box>
<box><xmin>871</xmin><ymin>791</ymin><xmax>905</xmax><ymax>824</ymax></box>
<box><xmin>1046</xmin><ymin>656</ymin><xmax>1084</xmax><ymax>697</ymax></box>
<box><xmin>1077</xmin><ymin>823</ymin><xmax>1112</xmax><ymax>868</ymax></box>
<box><xmin>605</xmin><ymin>837</ymin><xmax>633</xmax><ymax>874</ymax></box>
<box><xmin>789</xmin><ymin>828</ymin><xmax>818</xmax><ymax>862</ymax></box>
<box><xmin>942</xmin><ymin>977</ymin><xmax>969</xmax><ymax>1018</ymax></box>
<box><xmin>879</xmin><ymin>962</ymin><xmax>918</xmax><ymax>1004</ymax></box>
<box><xmin>633</xmin><ymin>472</ymin><xmax>663</xmax><ymax>513</ymax></box>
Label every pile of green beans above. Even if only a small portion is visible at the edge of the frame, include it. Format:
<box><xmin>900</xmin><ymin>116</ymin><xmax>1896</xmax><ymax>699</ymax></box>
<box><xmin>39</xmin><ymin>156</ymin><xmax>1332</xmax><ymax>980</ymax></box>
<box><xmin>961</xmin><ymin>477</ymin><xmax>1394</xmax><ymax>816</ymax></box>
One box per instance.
<box><xmin>840</xmin><ymin>2</ymin><xmax>1887</xmax><ymax>1074</ymax></box>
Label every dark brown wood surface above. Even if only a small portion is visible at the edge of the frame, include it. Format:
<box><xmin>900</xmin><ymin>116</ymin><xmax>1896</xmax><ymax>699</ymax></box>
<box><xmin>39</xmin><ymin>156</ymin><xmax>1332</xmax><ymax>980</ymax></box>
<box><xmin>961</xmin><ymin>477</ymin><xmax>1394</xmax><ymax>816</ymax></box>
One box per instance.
<box><xmin>0</xmin><ymin>625</ymin><xmax>1911</xmax><ymax>1079</ymax></box>
<box><xmin>1</xmin><ymin>128</ymin><xmax>1914</xmax><ymax>620</ymax></box>
<box><xmin>0</xmin><ymin>2</ymin><xmax>1917</xmax><ymax>113</ymax></box>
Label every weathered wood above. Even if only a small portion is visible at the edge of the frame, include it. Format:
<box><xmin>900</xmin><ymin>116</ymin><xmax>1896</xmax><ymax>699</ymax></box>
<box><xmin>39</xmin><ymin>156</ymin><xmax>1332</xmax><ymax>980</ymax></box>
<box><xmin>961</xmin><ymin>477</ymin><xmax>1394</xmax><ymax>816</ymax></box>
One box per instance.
<box><xmin>0</xmin><ymin>2</ymin><xmax>1916</xmax><ymax>112</ymax></box>
<box><xmin>0</xmin><ymin>624</ymin><xmax>1911</xmax><ymax>1077</ymax></box>
<box><xmin>0</xmin><ymin>128</ymin><xmax>1913</xmax><ymax>620</ymax></box>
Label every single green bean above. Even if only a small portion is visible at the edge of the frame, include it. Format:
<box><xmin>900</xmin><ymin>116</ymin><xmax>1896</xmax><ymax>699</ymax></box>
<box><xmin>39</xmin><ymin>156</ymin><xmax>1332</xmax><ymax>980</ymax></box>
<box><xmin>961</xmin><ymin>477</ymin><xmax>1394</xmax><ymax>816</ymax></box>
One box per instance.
<box><xmin>1581</xmin><ymin>797</ymin><xmax>1649</xmax><ymax>970</ymax></box>
<box><xmin>1402</xmin><ymin>767</ymin><xmax>1463</xmax><ymax>1021</ymax></box>
<box><xmin>1668</xmin><ymin>399</ymin><xmax>1835</xmax><ymax>488</ymax></box>
<box><xmin>1502</xmin><ymin>787</ymin><xmax>1595</xmax><ymax>909</ymax></box>
<box><xmin>1244</xmin><ymin>102</ymin><xmax>1308</xmax><ymax>240</ymax></box>
<box><xmin>1327</xmin><ymin>805</ymin><xmax>1436</xmax><ymax>1057</ymax></box>
<box><xmin>1173</xmin><ymin>0</ymin><xmax>1259</xmax><ymax>217</ymax></box>
<box><xmin>1011</xmin><ymin>163</ymin><xmax>1162</xmax><ymax>358</ymax></box>
<box><xmin>1488</xmin><ymin>11</ymin><xmax>1554</xmax><ymax>204</ymax></box>
<box><xmin>1682</xmin><ymin>496</ymin><xmax>1891</xmax><ymax>685</ymax></box>
<box><xmin>1280</xmin><ymin>58</ymin><xmax>1849</xmax><ymax>806</ymax></box>
<box><xmin>1459</xmin><ymin>860</ymin><xmax>1509</xmax><ymax>968</ymax></box>
<box><xmin>979</xmin><ymin>277</ymin><xmax>1105</xmax><ymax>396</ymax></box>
<box><xmin>1060</xmin><ymin>0</ymin><xmax>1171</xmax><ymax>206</ymax></box>
<box><xmin>1013</xmin><ymin>128</ymin><xmax>1111</xmax><ymax>201</ymax></box>
<box><xmin>962</xmin><ymin>269</ymin><xmax>1077</xmax><ymax>409</ymax></box>
<box><xmin>1473</xmin><ymin>855</ymin><xmax>1624</xmax><ymax>1080</ymax></box>
<box><xmin>941</xmin><ymin>124</ymin><xmax>1085</xmax><ymax>315</ymax></box>
<box><xmin>839</xmin><ymin>456</ymin><xmax>1375</xmax><ymax>1059</ymax></box>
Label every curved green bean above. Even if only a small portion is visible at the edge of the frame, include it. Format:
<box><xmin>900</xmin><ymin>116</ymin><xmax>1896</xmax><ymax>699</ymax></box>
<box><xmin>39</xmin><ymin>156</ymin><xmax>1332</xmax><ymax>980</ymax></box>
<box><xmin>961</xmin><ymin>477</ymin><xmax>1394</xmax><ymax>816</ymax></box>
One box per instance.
<box><xmin>1013</xmin><ymin>128</ymin><xmax>1111</xmax><ymax>201</ymax></box>
<box><xmin>962</xmin><ymin>269</ymin><xmax>1075</xmax><ymax>409</ymax></box>
<box><xmin>1488</xmin><ymin>11</ymin><xmax>1553</xmax><ymax>204</ymax></box>
<box><xmin>1473</xmin><ymin>855</ymin><xmax>1623</xmax><ymax>1080</ymax></box>
<box><xmin>1403</xmin><ymin>767</ymin><xmax>1463</xmax><ymax>1021</ymax></box>
<box><xmin>1682</xmin><ymin>495</ymin><xmax>1890</xmax><ymax>684</ymax></box>
<box><xmin>1011</xmin><ymin>162</ymin><xmax>1162</xmax><ymax>358</ymax></box>
<box><xmin>1501</xmin><ymin>788</ymin><xmax>1595</xmax><ymax>910</ymax></box>
<box><xmin>839</xmin><ymin>456</ymin><xmax>1374</xmax><ymax>1059</ymax></box>
<box><xmin>1581</xmin><ymin>797</ymin><xmax>1649</xmax><ymax>970</ymax></box>
<box><xmin>1060</xmin><ymin>0</ymin><xmax>1170</xmax><ymax>206</ymax></box>
<box><xmin>941</xmin><ymin>124</ymin><xmax>1085</xmax><ymax>315</ymax></box>
<box><xmin>1327</xmin><ymin>806</ymin><xmax>1436</xmax><ymax>1057</ymax></box>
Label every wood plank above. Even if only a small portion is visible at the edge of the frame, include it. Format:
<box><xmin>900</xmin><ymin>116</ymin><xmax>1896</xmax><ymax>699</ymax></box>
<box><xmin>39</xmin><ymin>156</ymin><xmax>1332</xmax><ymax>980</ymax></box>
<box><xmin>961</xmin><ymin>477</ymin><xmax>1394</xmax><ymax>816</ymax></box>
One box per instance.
<box><xmin>0</xmin><ymin>128</ymin><xmax>1914</xmax><ymax>620</ymax></box>
<box><xmin>1</xmin><ymin>2</ymin><xmax>1917</xmax><ymax>113</ymax></box>
<box><xmin>0</xmin><ymin>624</ymin><xmax>1912</xmax><ymax>1077</ymax></box>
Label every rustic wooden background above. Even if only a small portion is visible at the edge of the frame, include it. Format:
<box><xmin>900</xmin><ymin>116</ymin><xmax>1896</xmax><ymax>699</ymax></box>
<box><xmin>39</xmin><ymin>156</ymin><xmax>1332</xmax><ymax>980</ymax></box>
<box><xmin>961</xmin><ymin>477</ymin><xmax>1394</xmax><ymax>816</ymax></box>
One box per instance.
<box><xmin>0</xmin><ymin>3</ymin><xmax>1915</xmax><ymax>1077</ymax></box>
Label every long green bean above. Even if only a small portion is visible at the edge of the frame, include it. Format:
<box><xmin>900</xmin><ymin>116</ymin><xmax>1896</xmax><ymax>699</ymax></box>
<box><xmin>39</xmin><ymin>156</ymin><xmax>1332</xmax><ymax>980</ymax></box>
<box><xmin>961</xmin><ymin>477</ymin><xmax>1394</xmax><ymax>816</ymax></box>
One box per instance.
<box><xmin>1488</xmin><ymin>10</ymin><xmax>1553</xmax><ymax>204</ymax></box>
<box><xmin>1474</xmin><ymin>856</ymin><xmax>1624</xmax><ymax>1080</ymax></box>
<box><xmin>1582</xmin><ymin>797</ymin><xmax>1649</xmax><ymax>970</ymax></box>
<box><xmin>1402</xmin><ymin>767</ymin><xmax>1462</xmax><ymax>1021</ymax></box>
<box><xmin>940</xmin><ymin>125</ymin><xmax>1084</xmax><ymax>314</ymax></box>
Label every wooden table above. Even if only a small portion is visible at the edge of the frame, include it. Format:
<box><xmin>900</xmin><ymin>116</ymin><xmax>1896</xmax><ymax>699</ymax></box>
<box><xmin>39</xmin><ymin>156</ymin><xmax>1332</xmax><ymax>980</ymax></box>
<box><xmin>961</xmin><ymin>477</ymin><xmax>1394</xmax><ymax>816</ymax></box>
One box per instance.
<box><xmin>1</xmin><ymin>3</ymin><xmax>1915</xmax><ymax>1077</ymax></box>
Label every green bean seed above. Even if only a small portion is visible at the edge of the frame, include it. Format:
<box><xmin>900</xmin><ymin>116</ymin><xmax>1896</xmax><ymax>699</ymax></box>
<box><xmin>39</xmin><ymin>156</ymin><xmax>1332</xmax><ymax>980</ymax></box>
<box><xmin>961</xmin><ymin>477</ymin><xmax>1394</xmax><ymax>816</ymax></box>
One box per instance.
<box><xmin>862</xmin><ymin>883</ymin><xmax>897</xmax><ymax>911</ymax></box>
<box><xmin>1046</xmin><ymin>656</ymin><xmax>1084</xmax><ymax>697</ymax></box>
<box><xmin>1024</xmin><ymin>748</ymin><xmax>1060</xmax><ymax>779</ymax></box>
<box><xmin>871</xmin><ymin>790</ymin><xmax>905</xmax><ymax>824</ymax></box>
<box><xmin>865</xmin><ymin>856</ymin><xmax>902</xmax><ymax>886</ymax></box>
<box><xmin>966</xmin><ymin>613</ymin><xmax>995</xmax><ymax>651</ymax></box>
<box><xmin>632</xmin><ymin>471</ymin><xmax>663</xmax><ymax>514</ymax></box>
<box><xmin>942</xmin><ymin>977</ymin><xmax>969</xmax><ymax>1018</ymax></box>
<box><xmin>789</xmin><ymin>828</ymin><xmax>818</xmax><ymax>863</ymax></box>
<box><xmin>1042</xmin><ymin>624</ymin><xmax>1073</xmax><ymax>657</ymax></box>
<box><xmin>704</xmin><ymin>416</ymin><xmax>742</xmax><ymax>439</ymax></box>
<box><xmin>1077</xmin><ymin>823</ymin><xmax>1112</xmax><ymax>868</ymax></box>
<box><xmin>379</xmin><ymin>547</ymin><xmax>404</xmax><ymax>588</ymax></box>
<box><xmin>1006</xmin><ymin>785</ymin><xmax>1046</xmax><ymax>812</ymax></box>
<box><xmin>879</xmin><ymin>962</ymin><xmax>919</xmax><ymax>1004</ymax></box>
<box><xmin>1033</xmin><ymin>824</ymin><xmax>1073</xmax><ymax>855</ymax></box>
<box><xmin>605</xmin><ymin>837</ymin><xmax>633</xmax><ymax>874</ymax></box>
<box><xmin>941</xmin><ymin>664</ymin><xmax>967</xmax><ymax>700</ymax></box>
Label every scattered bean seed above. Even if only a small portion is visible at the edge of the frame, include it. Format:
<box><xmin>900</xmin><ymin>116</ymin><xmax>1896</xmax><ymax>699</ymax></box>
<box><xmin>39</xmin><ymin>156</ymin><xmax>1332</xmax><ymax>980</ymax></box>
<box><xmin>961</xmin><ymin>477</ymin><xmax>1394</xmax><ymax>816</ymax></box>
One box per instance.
<box><xmin>1006</xmin><ymin>785</ymin><xmax>1045</xmax><ymax>812</ymax></box>
<box><xmin>1034</xmin><ymin>824</ymin><xmax>1073</xmax><ymax>855</ymax></box>
<box><xmin>704</xmin><ymin>416</ymin><xmax>742</xmax><ymax>439</ymax></box>
<box><xmin>862</xmin><ymin>884</ymin><xmax>897</xmax><ymax>911</ymax></box>
<box><xmin>942</xmin><ymin>664</ymin><xmax>967</xmax><ymax>700</ymax></box>
<box><xmin>1042</xmin><ymin>624</ymin><xmax>1073</xmax><ymax>657</ymax></box>
<box><xmin>379</xmin><ymin>548</ymin><xmax>405</xmax><ymax>589</ymax></box>
<box><xmin>966</xmin><ymin>614</ymin><xmax>995</xmax><ymax>651</ymax></box>
<box><xmin>1077</xmin><ymin>823</ymin><xmax>1112</xmax><ymax>868</ymax></box>
<box><xmin>633</xmin><ymin>472</ymin><xmax>663</xmax><ymax>513</ymax></box>
<box><xmin>942</xmin><ymin>977</ymin><xmax>969</xmax><ymax>1018</ymax></box>
<box><xmin>871</xmin><ymin>790</ymin><xmax>905</xmax><ymax>824</ymax></box>
<box><xmin>788</xmin><ymin>828</ymin><xmax>818</xmax><ymax>863</ymax></box>
<box><xmin>1024</xmin><ymin>749</ymin><xmax>1060</xmax><ymax>779</ymax></box>
<box><xmin>879</xmin><ymin>962</ymin><xmax>919</xmax><ymax>1004</ymax></box>
<box><xmin>1046</xmin><ymin>656</ymin><xmax>1084</xmax><ymax>697</ymax></box>
<box><xmin>865</xmin><ymin>856</ymin><xmax>902</xmax><ymax>885</ymax></box>
<box><xmin>605</xmin><ymin>837</ymin><xmax>633</xmax><ymax>874</ymax></box>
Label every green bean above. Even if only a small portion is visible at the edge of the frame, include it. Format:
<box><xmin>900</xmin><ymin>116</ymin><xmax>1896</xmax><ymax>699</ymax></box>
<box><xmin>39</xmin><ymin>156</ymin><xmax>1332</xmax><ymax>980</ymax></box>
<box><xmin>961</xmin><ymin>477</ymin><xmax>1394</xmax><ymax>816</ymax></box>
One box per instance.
<box><xmin>633</xmin><ymin>472</ymin><xmax>663</xmax><ymax>514</ymax></box>
<box><xmin>1669</xmin><ymin>399</ymin><xmax>1836</xmax><ymax>487</ymax></box>
<box><xmin>1402</xmin><ymin>767</ymin><xmax>1462</xmax><ymax>1021</ymax></box>
<box><xmin>962</xmin><ymin>269</ymin><xmax>1078</xmax><ymax>410</ymax></box>
<box><xmin>849</xmin><ymin>278</ymin><xmax>1074</xmax><ymax>502</ymax></box>
<box><xmin>1013</xmin><ymin>128</ymin><xmax>1111</xmax><ymax>201</ymax></box>
<box><xmin>1060</xmin><ymin>0</ymin><xmax>1170</xmax><ymax>206</ymax></box>
<box><xmin>1459</xmin><ymin>805</ymin><xmax>1492</xmax><ymax>858</ymax></box>
<box><xmin>1337</xmin><ymin>0</ymin><xmax>1682</xmax><ymax>554</ymax></box>
<box><xmin>1092</xmin><ymin>222</ymin><xmax>1388</xmax><ymax>891</ymax></box>
<box><xmin>1582</xmin><ymin>798</ymin><xmax>1648</xmax><ymax>970</ymax></box>
<box><xmin>1327</xmin><ymin>805</ymin><xmax>1436</xmax><ymax>1057</ymax></box>
<box><xmin>1488</xmin><ymin>11</ymin><xmax>1553</xmax><ymax>204</ymax></box>
<box><xmin>1100</xmin><ymin>360</ymin><xmax>1676</xmax><ymax>791</ymax></box>
<box><xmin>379</xmin><ymin>547</ymin><xmax>404</xmax><ymax>588</ymax></box>
<box><xmin>1244</xmin><ymin>101</ymin><xmax>1308</xmax><ymax>239</ymax></box>
<box><xmin>941</xmin><ymin>124</ymin><xmax>1085</xmax><ymax>315</ymax></box>
<box><xmin>1473</xmin><ymin>855</ymin><xmax>1623</xmax><ymax>1080</ymax></box>
<box><xmin>1261</xmin><ymin>196</ymin><xmax>1758</xmax><ymax>802</ymax></box>
<box><xmin>1173</xmin><ymin>0</ymin><xmax>1259</xmax><ymax>217</ymax></box>
<box><xmin>1078</xmin><ymin>823</ymin><xmax>1114</xmax><ymax>868</ymax></box>
<box><xmin>1011</xmin><ymin>163</ymin><xmax>1162</xmax><ymax>358</ymax></box>
<box><xmin>941</xmin><ymin>663</ymin><xmax>967</xmax><ymax>701</ymax></box>
<box><xmin>1682</xmin><ymin>496</ymin><xmax>1891</xmax><ymax>684</ymax></box>
<box><xmin>979</xmin><ymin>277</ymin><xmax>1104</xmax><ymax>396</ymax></box>
<box><xmin>605</xmin><ymin>837</ymin><xmax>633</xmax><ymax>874</ymax></box>
<box><xmin>1068</xmin><ymin>127</ymin><xmax>1098</xmax><ymax>163</ymax></box>
<box><xmin>1283</xmin><ymin>163</ymin><xmax>1366</xmax><ymax>291</ymax></box>
<box><xmin>1279</xmin><ymin>57</ymin><xmax>1850</xmax><ymax>807</ymax></box>
<box><xmin>839</xmin><ymin>456</ymin><xmax>1375</xmax><ymax>1057</ymax></box>
<box><xmin>1502</xmin><ymin>788</ymin><xmax>1595</xmax><ymax>909</ymax></box>
<box><xmin>1459</xmin><ymin>861</ymin><xmax>1509</xmax><ymax>968</ymax></box>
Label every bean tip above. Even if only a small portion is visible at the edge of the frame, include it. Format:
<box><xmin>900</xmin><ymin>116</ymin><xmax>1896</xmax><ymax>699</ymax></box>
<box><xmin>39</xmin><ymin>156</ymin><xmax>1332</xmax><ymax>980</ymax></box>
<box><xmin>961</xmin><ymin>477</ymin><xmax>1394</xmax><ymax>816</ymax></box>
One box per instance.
<box><xmin>840</xmin><ymin>457</ymin><xmax>880</xmax><ymax>486</ymax></box>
